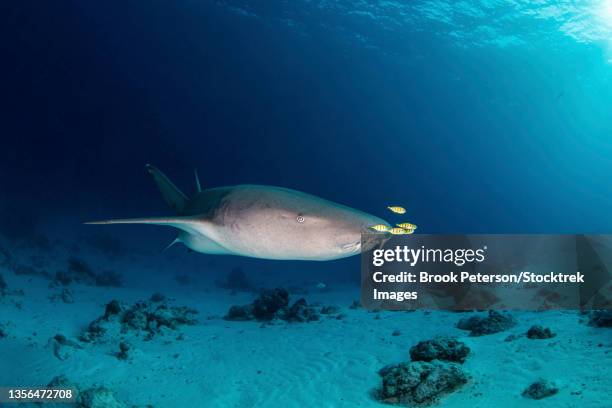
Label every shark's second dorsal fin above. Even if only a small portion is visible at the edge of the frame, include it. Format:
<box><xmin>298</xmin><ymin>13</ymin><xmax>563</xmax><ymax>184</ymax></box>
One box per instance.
<box><xmin>146</xmin><ymin>164</ymin><xmax>188</xmax><ymax>213</ymax></box>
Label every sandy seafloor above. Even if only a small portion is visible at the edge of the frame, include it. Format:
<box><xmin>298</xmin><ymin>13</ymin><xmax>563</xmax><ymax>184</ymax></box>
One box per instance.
<box><xmin>0</xmin><ymin>237</ymin><xmax>610</xmax><ymax>408</ymax></box>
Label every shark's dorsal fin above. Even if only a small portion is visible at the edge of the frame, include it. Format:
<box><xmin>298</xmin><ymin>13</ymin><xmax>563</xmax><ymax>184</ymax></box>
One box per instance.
<box><xmin>146</xmin><ymin>164</ymin><xmax>188</xmax><ymax>213</ymax></box>
<box><xmin>194</xmin><ymin>169</ymin><xmax>202</xmax><ymax>193</ymax></box>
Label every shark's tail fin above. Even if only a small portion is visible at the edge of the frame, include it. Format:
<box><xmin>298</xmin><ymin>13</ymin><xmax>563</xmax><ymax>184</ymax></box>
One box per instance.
<box><xmin>85</xmin><ymin>217</ymin><xmax>201</xmax><ymax>235</ymax></box>
<box><xmin>145</xmin><ymin>164</ymin><xmax>188</xmax><ymax>213</ymax></box>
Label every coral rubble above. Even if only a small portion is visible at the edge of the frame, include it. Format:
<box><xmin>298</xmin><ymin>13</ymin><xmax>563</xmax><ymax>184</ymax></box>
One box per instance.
<box><xmin>588</xmin><ymin>310</ymin><xmax>612</xmax><ymax>328</ymax></box>
<box><xmin>81</xmin><ymin>297</ymin><xmax>197</xmax><ymax>343</ymax></box>
<box><xmin>378</xmin><ymin>360</ymin><xmax>468</xmax><ymax>406</ymax></box>
<box><xmin>224</xmin><ymin>288</ymin><xmax>337</xmax><ymax>323</ymax></box>
<box><xmin>522</xmin><ymin>379</ymin><xmax>558</xmax><ymax>400</ymax></box>
<box><xmin>456</xmin><ymin>311</ymin><xmax>515</xmax><ymax>336</ymax></box>
<box><xmin>526</xmin><ymin>325</ymin><xmax>556</xmax><ymax>339</ymax></box>
<box><xmin>409</xmin><ymin>337</ymin><xmax>470</xmax><ymax>364</ymax></box>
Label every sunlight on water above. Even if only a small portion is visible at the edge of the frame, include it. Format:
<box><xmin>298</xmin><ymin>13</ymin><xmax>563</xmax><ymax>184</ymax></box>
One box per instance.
<box><xmin>602</xmin><ymin>0</ymin><xmax>612</xmax><ymax>20</ymax></box>
<box><xmin>598</xmin><ymin>0</ymin><xmax>612</xmax><ymax>61</ymax></box>
<box><xmin>217</xmin><ymin>0</ymin><xmax>612</xmax><ymax>54</ymax></box>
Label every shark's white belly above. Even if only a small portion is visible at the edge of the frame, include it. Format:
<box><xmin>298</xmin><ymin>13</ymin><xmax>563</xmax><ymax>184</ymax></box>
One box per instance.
<box><xmin>196</xmin><ymin>221</ymin><xmax>351</xmax><ymax>261</ymax></box>
<box><xmin>180</xmin><ymin>231</ymin><xmax>232</xmax><ymax>255</ymax></box>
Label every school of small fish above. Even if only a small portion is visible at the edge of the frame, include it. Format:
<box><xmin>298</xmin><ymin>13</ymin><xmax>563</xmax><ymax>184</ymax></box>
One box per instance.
<box><xmin>368</xmin><ymin>206</ymin><xmax>417</xmax><ymax>235</ymax></box>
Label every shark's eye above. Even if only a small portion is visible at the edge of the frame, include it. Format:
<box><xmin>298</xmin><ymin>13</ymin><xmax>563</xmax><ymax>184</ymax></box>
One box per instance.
<box><xmin>296</xmin><ymin>215</ymin><xmax>305</xmax><ymax>223</ymax></box>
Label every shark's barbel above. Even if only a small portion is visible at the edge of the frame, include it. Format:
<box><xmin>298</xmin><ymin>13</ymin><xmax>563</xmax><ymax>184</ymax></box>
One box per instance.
<box><xmin>87</xmin><ymin>165</ymin><xmax>389</xmax><ymax>261</ymax></box>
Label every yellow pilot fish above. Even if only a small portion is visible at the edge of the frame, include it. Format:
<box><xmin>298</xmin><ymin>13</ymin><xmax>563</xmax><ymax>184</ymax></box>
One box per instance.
<box><xmin>397</xmin><ymin>222</ymin><xmax>417</xmax><ymax>230</ymax></box>
<box><xmin>388</xmin><ymin>227</ymin><xmax>408</xmax><ymax>235</ymax></box>
<box><xmin>369</xmin><ymin>224</ymin><xmax>390</xmax><ymax>232</ymax></box>
<box><xmin>387</xmin><ymin>206</ymin><xmax>406</xmax><ymax>214</ymax></box>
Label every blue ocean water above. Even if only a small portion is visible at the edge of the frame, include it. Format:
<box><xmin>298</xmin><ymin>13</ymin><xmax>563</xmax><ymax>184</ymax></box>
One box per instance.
<box><xmin>1</xmin><ymin>1</ymin><xmax>611</xmax><ymax>407</ymax></box>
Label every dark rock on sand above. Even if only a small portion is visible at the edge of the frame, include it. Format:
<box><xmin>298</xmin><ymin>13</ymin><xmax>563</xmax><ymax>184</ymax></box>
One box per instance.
<box><xmin>80</xmin><ymin>320</ymin><xmax>107</xmax><ymax>343</ymax></box>
<box><xmin>252</xmin><ymin>288</ymin><xmax>289</xmax><ymax>320</ymax></box>
<box><xmin>215</xmin><ymin>267</ymin><xmax>254</xmax><ymax>292</ymax></box>
<box><xmin>49</xmin><ymin>288</ymin><xmax>74</xmax><ymax>304</ymax></box>
<box><xmin>378</xmin><ymin>360</ymin><xmax>468</xmax><ymax>406</ymax></box>
<box><xmin>79</xmin><ymin>386</ymin><xmax>127</xmax><ymax>408</ymax></box>
<box><xmin>349</xmin><ymin>300</ymin><xmax>361</xmax><ymax>309</ymax></box>
<box><xmin>46</xmin><ymin>375</ymin><xmax>147</xmax><ymax>408</ymax></box>
<box><xmin>224</xmin><ymin>304</ymin><xmax>254</xmax><ymax>321</ymax></box>
<box><xmin>281</xmin><ymin>298</ymin><xmax>320</xmax><ymax>323</ymax></box>
<box><xmin>526</xmin><ymin>325</ymin><xmax>556</xmax><ymax>339</ymax></box>
<box><xmin>59</xmin><ymin>288</ymin><xmax>75</xmax><ymax>303</ymax></box>
<box><xmin>150</xmin><ymin>292</ymin><xmax>166</xmax><ymax>303</ymax></box>
<box><xmin>47</xmin><ymin>374</ymin><xmax>78</xmax><ymax>389</ymax></box>
<box><xmin>117</xmin><ymin>341</ymin><xmax>131</xmax><ymax>360</ymax></box>
<box><xmin>522</xmin><ymin>379</ymin><xmax>558</xmax><ymax>400</ymax></box>
<box><xmin>320</xmin><ymin>305</ymin><xmax>340</xmax><ymax>315</ymax></box>
<box><xmin>46</xmin><ymin>374</ymin><xmax>80</xmax><ymax>404</ymax></box>
<box><xmin>457</xmin><ymin>311</ymin><xmax>515</xmax><ymax>336</ymax></box>
<box><xmin>51</xmin><ymin>334</ymin><xmax>83</xmax><ymax>360</ymax></box>
<box><xmin>0</xmin><ymin>272</ymin><xmax>24</xmax><ymax>298</ymax></box>
<box><xmin>53</xmin><ymin>270</ymin><xmax>74</xmax><ymax>286</ymax></box>
<box><xmin>225</xmin><ymin>289</ymin><xmax>325</xmax><ymax>323</ymax></box>
<box><xmin>123</xmin><ymin>302</ymin><xmax>197</xmax><ymax>332</ymax></box>
<box><xmin>0</xmin><ymin>322</ymin><xmax>9</xmax><ymax>338</ymax></box>
<box><xmin>67</xmin><ymin>257</ymin><xmax>97</xmax><ymax>282</ymax></box>
<box><xmin>104</xmin><ymin>300</ymin><xmax>123</xmax><ymax>318</ymax></box>
<box><xmin>52</xmin><ymin>258</ymin><xmax>122</xmax><ymax>287</ymax></box>
<box><xmin>588</xmin><ymin>310</ymin><xmax>612</xmax><ymax>328</ymax></box>
<box><xmin>410</xmin><ymin>337</ymin><xmax>470</xmax><ymax>364</ymax></box>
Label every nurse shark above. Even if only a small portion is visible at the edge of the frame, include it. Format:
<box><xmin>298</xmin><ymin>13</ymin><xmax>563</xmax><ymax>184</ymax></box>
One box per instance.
<box><xmin>87</xmin><ymin>165</ymin><xmax>389</xmax><ymax>261</ymax></box>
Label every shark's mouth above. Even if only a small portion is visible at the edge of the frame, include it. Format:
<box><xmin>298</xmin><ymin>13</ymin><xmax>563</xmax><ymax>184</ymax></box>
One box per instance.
<box><xmin>361</xmin><ymin>233</ymin><xmax>390</xmax><ymax>253</ymax></box>
<box><xmin>340</xmin><ymin>241</ymin><xmax>362</xmax><ymax>253</ymax></box>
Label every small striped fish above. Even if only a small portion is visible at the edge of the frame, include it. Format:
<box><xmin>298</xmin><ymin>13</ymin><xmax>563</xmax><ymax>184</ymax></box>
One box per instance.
<box><xmin>387</xmin><ymin>206</ymin><xmax>406</xmax><ymax>214</ymax></box>
<box><xmin>397</xmin><ymin>222</ymin><xmax>417</xmax><ymax>230</ymax></box>
<box><xmin>369</xmin><ymin>224</ymin><xmax>390</xmax><ymax>232</ymax></box>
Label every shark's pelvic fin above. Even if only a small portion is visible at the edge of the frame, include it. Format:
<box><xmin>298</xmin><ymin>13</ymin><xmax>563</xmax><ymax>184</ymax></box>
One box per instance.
<box><xmin>194</xmin><ymin>169</ymin><xmax>202</xmax><ymax>193</ymax></box>
<box><xmin>145</xmin><ymin>164</ymin><xmax>188</xmax><ymax>213</ymax></box>
<box><xmin>163</xmin><ymin>236</ymin><xmax>181</xmax><ymax>252</ymax></box>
